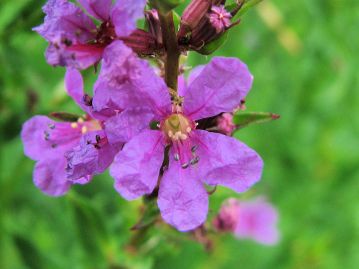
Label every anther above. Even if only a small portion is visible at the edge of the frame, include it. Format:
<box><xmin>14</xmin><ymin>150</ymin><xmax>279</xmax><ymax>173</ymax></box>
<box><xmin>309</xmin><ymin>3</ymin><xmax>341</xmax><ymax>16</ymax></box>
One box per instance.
<box><xmin>174</xmin><ymin>154</ymin><xmax>180</xmax><ymax>161</ymax></box>
<box><xmin>71</xmin><ymin>122</ymin><xmax>78</xmax><ymax>129</ymax></box>
<box><xmin>182</xmin><ymin>163</ymin><xmax>190</xmax><ymax>169</ymax></box>
<box><xmin>51</xmin><ymin>144</ymin><xmax>57</xmax><ymax>148</ymax></box>
<box><xmin>190</xmin><ymin>156</ymin><xmax>200</xmax><ymax>165</ymax></box>
<box><xmin>48</xmin><ymin>123</ymin><xmax>55</xmax><ymax>129</ymax></box>
<box><xmin>44</xmin><ymin>131</ymin><xmax>50</xmax><ymax>141</ymax></box>
<box><xmin>81</xmin><ymin>126</ymin><xmax>88</xmax><ymax>134</ymax></box>
<box><xmin>191</xmin><ymin>145</ymin><xmax>198</xmax><ymax>152</ymax></box>
<box><xmin>95</xmin><ymin>135</ymin><xmax>101</xmax><ymax>143</ymax></box>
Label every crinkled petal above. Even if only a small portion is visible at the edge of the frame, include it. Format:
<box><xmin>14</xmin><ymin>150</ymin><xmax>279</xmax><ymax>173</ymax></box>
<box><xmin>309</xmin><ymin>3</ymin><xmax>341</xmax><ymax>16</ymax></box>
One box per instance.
<box><xmin>235</xmin><ymin>197</ymin><xmax>279</xmax><ymax>245</ymax></box>
<box><xmin>158</xmin><ymin>160</ymin><xmax>209</xmax><ymax>232</ymax></box>
<box><xmin>184</xmin><ymin>57</ymin><xmax>253</xmax><ymax>120</ymax></box>
<box><xmin>34</xmin><ymin>0</ymin><xmax>96</xmax><ymax>42</ymax></box>
<box><xmin>66</xmin><ymin>130</ymin><xmax>120</xmax><ymax>181</ymax></box>
<box><xmin>93</xmin><ymin>41</ymin><xmax>170</xmax><ymax>115</ymax></box>
<box><xmin>111</xmin><ymin>0</ymin><xmax>147</xmax><ymax>36</ymax></box>
<box><xmin>33</xmin><ymin>158</ymin><xmax>71</xmax><ymax>196</ymax></box>
<box><xmin>105</xmin><ymin>107</ymin><xmax>154</xmax><ymax>145</ymax></box>
<box><xmin>78</xmin><ymin>0</ymin><xmax>112</xmax><ymax>21</ymax></box>
<box><xmin>110</xmin><ymin>130</ymin><xmax>164</xmax><ymax>200</ymax></box>
<box><xmin>21</xmin><ymin>116</ymin><xmax>80</xmax><ymax>161</ymax></box>
<box><xmin>195</xmin><ymin>130</ymin><xmax>263</xmax><ymax>193</ymax></box>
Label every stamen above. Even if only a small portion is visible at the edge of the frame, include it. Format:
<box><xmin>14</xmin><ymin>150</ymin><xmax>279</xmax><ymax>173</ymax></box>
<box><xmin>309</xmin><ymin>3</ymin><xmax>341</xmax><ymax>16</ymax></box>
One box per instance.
<box><xmin>182</xmin><ymin>163</ymin><xmax>190</xmax><ymax>169</ymax></box>
<box><xmin>71</xmin><ymin>122</ymin><xmax>78</xmax><ymax>129</ymax></box>
<box><xmin>191</xmin><ymin>145</ymin><xmax>198</xmax><ymax>152</ymax></box>
<box><xmin>190</xmin><ymin>156</ymin><xmax>200</xmax><ymax>165</ymax></box>
<box><xmin>174</xmin><ymin>154</ymin><xmax>180</xmax><ymax>161</ymax></box>
<box><xmin>48</xmin><ymin>123</ymin><xmax>55</xmax><ymax>129</ymax></box>
<box><xmin>81</xmin><ymin>126</ymin><xmax>88</xmax><ymax>134</ymax></box>
<box><xmin>78</xmin><ymin>118</ymin><xmax>84</xmax><ymax>124</ymax></box>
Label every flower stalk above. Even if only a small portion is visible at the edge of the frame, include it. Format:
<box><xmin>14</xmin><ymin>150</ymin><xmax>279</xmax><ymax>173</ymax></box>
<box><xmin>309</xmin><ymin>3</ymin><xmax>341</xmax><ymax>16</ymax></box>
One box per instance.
<box><xmin>158</xmin><ymin>11</ymin><xmax>181</xmax><ymax>94</ymax></box>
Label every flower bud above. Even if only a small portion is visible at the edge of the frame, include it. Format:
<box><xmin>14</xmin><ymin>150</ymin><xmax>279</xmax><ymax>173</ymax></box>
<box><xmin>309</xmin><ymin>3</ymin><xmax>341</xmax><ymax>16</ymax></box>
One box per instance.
<box><xmin>145</xmin><ymin>10</ymin><xmax>163</xmax><ymax>45</ymax></box>
<box><xmin>119</xmin><ymin>29</ymin><xmax>162</xmax><ymax>56</ymax></box>
<box><xmin>213</xmin><ymin>198</ymin><xmax>240</xmax><ymax>232</ymax></box>
<box><xmin>217</xmin><ymin>113</ymin><xmax>236</xmax><ymax>136</ymax></box>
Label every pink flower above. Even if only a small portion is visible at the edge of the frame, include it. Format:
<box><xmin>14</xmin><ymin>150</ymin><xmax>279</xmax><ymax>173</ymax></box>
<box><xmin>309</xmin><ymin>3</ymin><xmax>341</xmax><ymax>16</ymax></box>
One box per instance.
<box><xmin>217</xmin><ymin>113</ymin><xmax>236</xmax><ymax>135</ymax></box>
<box><xmin>93</xmin><ymin>42</ymin><xmax>263</xmax><ymax>231</ymax></box>
<box><xmin>209</xmin><ymin>5</ymin><xmax>232</xmax><ymax>33</ymax></box>
<box><xmin>214</xmin><ymin>197</ymin><xmax>280</xmax><ymax>245</ymax></box>
<box><xmin>34</xmin><ymin>0</ymin><xmax>146</xmax><ymax>69</ymax></box>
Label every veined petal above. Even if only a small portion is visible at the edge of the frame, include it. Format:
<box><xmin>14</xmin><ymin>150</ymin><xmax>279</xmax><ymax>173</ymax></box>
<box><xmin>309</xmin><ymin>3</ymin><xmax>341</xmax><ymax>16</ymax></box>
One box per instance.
<box><xmin>158</xmin><ymin>160</ymin><xmax>209</xmax><ymax>232</ymax></box>
<box><xmin>111</xmin><ymin>0</ymin><xmax>147</xmax><ymax>37</ymax></box>
<box><xmin>33</xmin><ymin>158</ymin><xmax>71</xmax><ymax>196</ymax></box>
<box><xmin>78</xmin><ymin>0</ymin><xmax>112</xmax><ymax>21</ymax></box>
<box><xmin>105</xmin><ymin>107</ymin><xmax>154</xmax><ymax>145</ymax></box>
<box><xmin>21</xmin><ymin>116</ymin><xmax>80</xmax><ymax>161</ymax></box>
<box><xmin>110</xmin><ymin>130</ymin><xmax>164</xmax><ymax>200</ymax></box>
<box><xmin>195</xmin><ymin>130</ymin><xmax>263</xmax><ymax>193</ymax></box>
<box><xmin>184</xmin><ymin>57</ymin><xmax>253</xmax><ymax>120</ymax></box>
<box><xmin>66</xmin><ymin>130</ymin><xmax>120</xmax><ymax>181</ymax></box>
<box><xmin>93</xmin><ymin>41</ymin><xmax>170</xmax><ymax>115</ymax></box>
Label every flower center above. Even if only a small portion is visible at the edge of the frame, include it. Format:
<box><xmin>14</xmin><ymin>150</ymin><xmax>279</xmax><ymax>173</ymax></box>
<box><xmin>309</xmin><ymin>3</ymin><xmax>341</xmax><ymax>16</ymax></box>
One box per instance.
<box><xmin>161</xmin><ymin>113</ymin><xmax>194</xmax><ymax>141</ymax></box>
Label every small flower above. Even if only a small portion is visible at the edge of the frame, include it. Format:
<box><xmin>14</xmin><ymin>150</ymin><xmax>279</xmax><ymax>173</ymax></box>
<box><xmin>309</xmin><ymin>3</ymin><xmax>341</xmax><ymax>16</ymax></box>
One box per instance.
<box><xmin>209</xmin><ymin>5</ymin><xmax>232</xmax><ymax>33</ymax></box>
<box><xmin>21</xmin><ymin>68</ymin><xmax>131</xmax><ymax>196</ymax></box>
<box><xmin>214</xmin><ymin>197</ymin><xmax>280</xmax><ymax>245</ymax></box>
<box><xmin>217</xmin><ymin>112</ymin><xmax>236</xmax><ymax>136</ymax></box>
<box><xmin>34</xmin><ymin>0</ymin><xmax>147</xmax><ymax>69</ymax></box>
<box><xmin>95</xmin><ymin>42</ymin><xmax>263</xmax><ymax>231</ymax></box>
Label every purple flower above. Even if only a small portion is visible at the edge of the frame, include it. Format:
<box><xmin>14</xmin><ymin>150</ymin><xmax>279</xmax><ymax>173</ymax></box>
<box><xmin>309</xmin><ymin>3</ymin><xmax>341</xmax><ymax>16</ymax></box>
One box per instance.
<box><xmin>21</xmin><ymin>68</ymin><xmax>123</xmax><ymax>196</ymax></box>
<box><xmin>34</xmin><ymin>0</ymin><xmax>146</xmax><ymax>69</ymax></box>
<box><xmin>209</xmin><ymin>5</ymin><xmax>232</xmax><ymax>33</ymax></box>
<box><xmin>98</xmin><ymin>42</ymin><xmax>263</xmax><ymax>231</ymax></box>
<box><xmin>214</xmin><ymin>197</ymin><xmax>280</xmax><ymax>245</ymax></box>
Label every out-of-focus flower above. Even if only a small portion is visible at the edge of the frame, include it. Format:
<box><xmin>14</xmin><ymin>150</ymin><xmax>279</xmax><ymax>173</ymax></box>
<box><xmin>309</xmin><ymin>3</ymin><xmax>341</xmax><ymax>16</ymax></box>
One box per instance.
<box><xmin>34</xmin><ymin>0</ymin><xmax>147</xmax><ymax>69</ymax></box>
<box><xmin>214</xmin><ymin>197</ymin><xmax>280</xmax><ymax>245</ymax></box>
<box><xmin>217</xmin><ymin>112</ymin><xmax>236</xmax><ymax>136</ymax></box>
<box><xmin>93</xmin><ymin>41</ymin><xmax>263</xmax><ymax>231</ymax></box>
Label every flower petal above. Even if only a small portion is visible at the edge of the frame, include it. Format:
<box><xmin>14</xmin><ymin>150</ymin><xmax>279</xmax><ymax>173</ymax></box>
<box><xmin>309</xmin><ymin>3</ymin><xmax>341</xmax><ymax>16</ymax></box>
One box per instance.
<box><xmin>21</xmin><ymin>116</ymin><xmax>80</xmax><ymax>161</ymax></box>
<box><xmin>33</xmin><ymin>158</ymin><xmax>71</xmax><ymax>196</ymax></box>
<box><xmin>195</xmin><ymin>130</ymin><xmax>263</xmax><ymax>193</ymax></box>
<box><xmin>184</xmin><ymin>57</ymin><xmax>253</xmax><ymax>120</ymax></box>
<box><xmin>92</xmin><ymin>41</ymin><xmax>170</xmax><ymax>116</ymax></box>
<box><xmin>66</xmin><ymin>130</ymin><xmax>120</xmax><ymax>181</ymax></box>
<box><xmin>111</xmin><ymin>0</ymin><xmax>147</xmax><ymax>37</ymax></box>
<box><xmin>105</xmin><ymin>107</ymin><xmax>154</xmax><ymax>145</ymax></box>
<box><xmin>158</xmin><ymin>160</ymin><xmax>209</xmax><ymax>232</ymax></box>
<box><xmin>235</xmin><ymin>197</ymin><xmax>279</xmax><ymax>245</ymax></box>
<box><xmin>78</xmin><ymin>0</ymin><xmax>112</xmax><ymax>21</ymax></box>
<box><xmin>110</xmin><ymin>130</ymin><xmax>164</xmax><ymax>200</ymax></box>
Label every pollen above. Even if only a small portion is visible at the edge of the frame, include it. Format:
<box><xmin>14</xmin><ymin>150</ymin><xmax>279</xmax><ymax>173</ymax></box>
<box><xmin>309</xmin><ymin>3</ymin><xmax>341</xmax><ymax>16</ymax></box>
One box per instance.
<box><xmin>81</xmin><ymin>126</ymin><xmax>88</xmax><ymax>134</ymax></box>
<box><xmin>71</xmin><ymin>122</ymin><xmax>78</xmax><ymax>129</ymax></box>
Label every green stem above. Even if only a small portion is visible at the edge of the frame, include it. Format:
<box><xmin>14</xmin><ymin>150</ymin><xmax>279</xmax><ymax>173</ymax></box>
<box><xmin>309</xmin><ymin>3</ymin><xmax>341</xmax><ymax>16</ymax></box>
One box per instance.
<box><xmin>158</xmin><ymin>11</ymin><xmax>180</xmax><ymax>93</ymax></box>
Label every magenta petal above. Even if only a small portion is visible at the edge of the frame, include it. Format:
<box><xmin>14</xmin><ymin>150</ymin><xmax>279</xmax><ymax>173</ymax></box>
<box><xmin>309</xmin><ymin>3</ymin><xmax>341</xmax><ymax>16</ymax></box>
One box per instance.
<box><xmin>65</xmin><ymin>68</ymin><xmax>87</xmax><ymax>109</ymax></box>
<box><xmin>184</xmin><ymin>57</ymin><xmax>253</xmax><ymax>120</ymax></box>
<box><xmin>111</xmin><ymin>0</ymin><xmax>147</xmax><ymax>37</ymax></box>
<box><xmin>66</xmin><ymin>130</ymin><xmax>119</xmax><ymax>181</ymax></box>
<box><xmin>93</xmin><ymin>41</ymin><xmax>170</xmax><ymax>115</ymax></box>
<box><xmin>158</xmin><ymin>160</ymin><xmax>209</xmax><ymax>232</ymax></box>
<box><xmin>235</xmin><ymin>197</ymin><xmax>279</xmax><ymax>245</ymax></box>
<box><xmin>195</xmin><ymin>130</ymin><xmax>263</xmax><ymax>193</ymax></box>
<box><xmin>105</xmin><ymin>108</ymin><xmax>154</xmax><ymax>145</ymax></box>
<box><xmin>33</xmin><ymin>158</ymin><xmax>71</xmax><ymax>196</ymax></box>
<box><xmin>110</xmin><ymin>130</ymin><xmax>164</xmax><ymax>200</ymax></box>
<box><xmin>78</xmin><ymin>0</ymin><xmax>112</xmax><ymax>21</ymax></box>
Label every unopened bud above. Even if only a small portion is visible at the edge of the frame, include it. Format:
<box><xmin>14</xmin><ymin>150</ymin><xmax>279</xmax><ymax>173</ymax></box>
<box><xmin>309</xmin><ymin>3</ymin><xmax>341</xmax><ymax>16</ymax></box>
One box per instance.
<box><xmin>145</xmin><ymin>10</ymin><xmax>163</xmax><ymax>45</ymax></box>
<box><xmin>119</xmin><ymin>29</ymin><xmax>162</xmax><ymax>56</ymax></box>
<box><xmin>217</xmin><ymin>113</ymin><xmax>236</xmax><ymax>136</ymax></box>
<box><xmin>213</xmin><ymin>198</ymin><xmax>240</xmax><ymax>232</ymax></box>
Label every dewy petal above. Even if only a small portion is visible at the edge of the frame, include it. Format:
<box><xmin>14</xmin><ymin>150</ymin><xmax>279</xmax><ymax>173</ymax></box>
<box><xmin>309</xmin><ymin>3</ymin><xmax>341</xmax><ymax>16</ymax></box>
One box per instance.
<box><xmin>158</xmin><ymin>160</ymin><xmax>209</xmax><ymax>232</ymax></box>
<box><xmin>105</xmin><ymin>107</ymin><xmax>154</xmax><ymax>145</ymax></box>
<box><xmin>235</xmin><ymin>197</ymin><xmax>279</xmax><ymax>245</ymax></box>
<box><xmin>21</xmin><ymin>116</ymin><xmax>80</xmax><ymax>161</ymax></box>
<box><xmin>110</xmin><ymin>130</ymin><xmax>164</xmax><ymax>200</ymax></box>
<box><xmin>195</xmin><ymin>130</ymin><xmax>263</xmax><ymax>193</ymax></box>
<box><xmin>33</xmin><ymin>158</ymin><xmax>71</xmax><ymax>196</ymax></box>
<box><xmin>92</xmin><ymin>41</ymin><xmax>170</xmax><ymax>115</ymax></box>
<box><xmin>66</xmin><ymin>130</ymin><xmax>120</xmax><ymax>181</ymax></box>
<box><xmin>78</xmin><ymin>0</ymin><xmax>112</xmax><ymax>21</ymax></box>
<box><xmin>184</xmin><ymin>57</ymin><xmax>253</xmax><ymax>120</ymax></box>
<box><xmin>111</xmin><ymin>0</ymin><xmax>147</xmax><ymax>37</ymax></box>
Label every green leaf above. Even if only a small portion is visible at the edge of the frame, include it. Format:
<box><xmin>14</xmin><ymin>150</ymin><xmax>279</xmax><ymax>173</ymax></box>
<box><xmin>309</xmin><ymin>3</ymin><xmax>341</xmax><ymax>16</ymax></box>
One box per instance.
<box><xmin>12</xmin><ymin>234</ymin><xmax>46</xmax><ymax>269</ymax></box>
<box><xmin>235</xmin><ymin>0</ymin><xmax>265</xmax><ymax>18</ymax></box>
<box><xmin>233</xmin><ymin>111</ymin><xmax>280</xmax><ymax>128</ymax></box>
<box><xmin>149</xmin><ymin>0</ymin><xmax>185</xmax><ymax>14</ymax></box>
<box><xmin>197</xmin><ymin>32</ymin><xmax>228</xmax><ymax>55</ymax></box>
<box><xmin>49</xmin><ymin>112</ymin><xmax>81</xmax><ymax>122</ymax></box>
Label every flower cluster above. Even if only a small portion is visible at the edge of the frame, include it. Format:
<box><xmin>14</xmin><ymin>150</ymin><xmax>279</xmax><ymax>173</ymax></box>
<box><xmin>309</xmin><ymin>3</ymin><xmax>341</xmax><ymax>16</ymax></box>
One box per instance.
<box><xmin>22</xmin><ymin>0</ymin><xmax>277</xmax><ymax>234</ymax></box>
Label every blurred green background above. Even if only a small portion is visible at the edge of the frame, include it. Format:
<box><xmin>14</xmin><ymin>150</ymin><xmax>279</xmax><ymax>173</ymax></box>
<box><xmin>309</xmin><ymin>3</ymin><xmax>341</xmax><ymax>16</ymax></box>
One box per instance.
<box><xmin>1</xmin><ymin>0</ymin><xmax>358</xmax><ymax>268</ymax></box>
